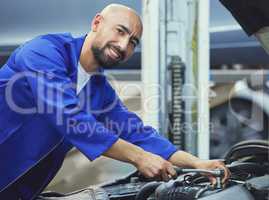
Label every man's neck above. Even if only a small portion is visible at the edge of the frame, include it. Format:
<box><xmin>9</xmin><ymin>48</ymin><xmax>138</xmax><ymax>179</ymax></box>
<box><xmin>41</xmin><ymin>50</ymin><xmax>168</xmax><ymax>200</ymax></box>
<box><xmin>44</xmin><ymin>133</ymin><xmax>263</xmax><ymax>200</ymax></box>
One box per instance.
<box><xmin>79</xmin><ymin>34</ymin><xmax>99</xmax><ymax>73</ymax></box>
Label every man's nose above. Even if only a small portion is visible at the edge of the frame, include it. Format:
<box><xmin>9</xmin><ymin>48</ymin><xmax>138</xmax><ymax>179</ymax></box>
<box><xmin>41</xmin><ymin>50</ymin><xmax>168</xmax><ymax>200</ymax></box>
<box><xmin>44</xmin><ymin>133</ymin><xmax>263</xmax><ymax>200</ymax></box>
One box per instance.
<box><xmin>118</xmin><ymin>37</ymin><xmax>129</xmax><ymax>51</ymax></box>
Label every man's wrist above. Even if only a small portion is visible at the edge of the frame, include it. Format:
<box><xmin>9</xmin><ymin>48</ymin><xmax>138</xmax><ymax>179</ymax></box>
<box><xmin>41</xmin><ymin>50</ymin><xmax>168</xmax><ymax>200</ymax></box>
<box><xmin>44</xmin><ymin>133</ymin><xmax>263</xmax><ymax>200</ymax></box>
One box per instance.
<box><xmin>169</xmin><ymin>150</ymin><xmax>202</xmax><ymax>168</ymax></box>
<box><xmin>128</xmin><ymin>146</ymin><xmax>146</xmax><ymax>167</ymax></box>
<box><xmin>104</xmin><ymin>139</ymin><xmax>146</xmax><ymax>166</ymax></box>
<box><xmin>192</xmin><ymin>159</ymin><xmax>204</xmax><ymax>169</ymax></box>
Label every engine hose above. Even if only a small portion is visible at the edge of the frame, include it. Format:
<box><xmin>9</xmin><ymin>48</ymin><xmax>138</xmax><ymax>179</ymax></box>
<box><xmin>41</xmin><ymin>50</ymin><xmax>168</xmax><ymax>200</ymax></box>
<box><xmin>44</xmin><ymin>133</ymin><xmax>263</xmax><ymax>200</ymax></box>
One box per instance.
<box><xmin>195</xmin><ymin>185</ymin><xmax>213</xmax><ymax>199</ymax></box>
<box><xmin>170</xmin><ymin>56</ymin><xmax>186</xmax><ymax>150</ymax></box>
<box><xmin>135</xmin><ymin>182</ymin><xmax>162</xmax><ymax>200</ymax></box>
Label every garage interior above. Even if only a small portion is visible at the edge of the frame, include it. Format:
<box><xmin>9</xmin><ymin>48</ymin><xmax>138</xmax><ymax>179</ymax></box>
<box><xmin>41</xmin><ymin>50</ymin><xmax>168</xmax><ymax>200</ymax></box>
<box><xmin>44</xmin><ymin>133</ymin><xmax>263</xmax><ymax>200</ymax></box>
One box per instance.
<box><xmin>0</xmin><ymin>0</ymin><xmax>268</xmax><ymax>199</ymax></box>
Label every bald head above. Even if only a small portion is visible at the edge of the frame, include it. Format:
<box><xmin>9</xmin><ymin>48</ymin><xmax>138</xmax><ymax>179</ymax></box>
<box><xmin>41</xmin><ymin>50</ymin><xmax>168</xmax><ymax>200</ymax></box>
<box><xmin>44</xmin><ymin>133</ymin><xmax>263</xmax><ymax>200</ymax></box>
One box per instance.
<box><xmin>101</xmin><ymin>4</ymin><xmax>140</xmax><ymax>17</ymax></box>
<box><xmin>99</xmin><ymin>4</ymin><xmax>143</xmax><ymax>33</ymax></box>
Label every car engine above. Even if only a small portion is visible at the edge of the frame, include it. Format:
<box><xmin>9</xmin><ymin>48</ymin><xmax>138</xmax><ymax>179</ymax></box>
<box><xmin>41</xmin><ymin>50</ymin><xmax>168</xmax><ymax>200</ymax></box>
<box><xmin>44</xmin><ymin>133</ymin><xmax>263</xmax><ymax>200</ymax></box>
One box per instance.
<box><xmin>37</xmin><ymin>140</ymin><xmax>269</xmax><ymax>200</ymax></box>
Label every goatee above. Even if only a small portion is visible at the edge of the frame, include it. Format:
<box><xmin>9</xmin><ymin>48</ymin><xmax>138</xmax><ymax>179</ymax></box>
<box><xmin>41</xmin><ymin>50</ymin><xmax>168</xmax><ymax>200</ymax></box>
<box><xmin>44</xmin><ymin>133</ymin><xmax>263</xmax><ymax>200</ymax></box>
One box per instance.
<box><xmin>91</xmin><ymin>44</ymin><xmax>123</xmax><ymax>67</ymax></box>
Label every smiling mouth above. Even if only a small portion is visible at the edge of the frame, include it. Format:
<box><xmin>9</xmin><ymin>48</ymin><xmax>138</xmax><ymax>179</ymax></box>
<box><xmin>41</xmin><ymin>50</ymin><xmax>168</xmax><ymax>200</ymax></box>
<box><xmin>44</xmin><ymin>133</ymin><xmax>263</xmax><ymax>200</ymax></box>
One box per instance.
<box><xmin>107</xmin><ymin>46</ymin><xmax>122</xmax><ymax>61</ymax></box>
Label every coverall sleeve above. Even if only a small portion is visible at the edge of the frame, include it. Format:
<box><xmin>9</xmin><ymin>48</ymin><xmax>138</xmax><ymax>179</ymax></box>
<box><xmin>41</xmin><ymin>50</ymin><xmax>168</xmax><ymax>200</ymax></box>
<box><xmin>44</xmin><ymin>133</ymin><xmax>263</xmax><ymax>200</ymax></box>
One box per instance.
<box><xmin>98</xmin><ymin>81</ymin><xmax>178</xmax><ymax>160</ymax></box>
<box><xmin>14</xmin><ymin>38</ymin><xmax>119</xmax><ymax>161</ymax></box>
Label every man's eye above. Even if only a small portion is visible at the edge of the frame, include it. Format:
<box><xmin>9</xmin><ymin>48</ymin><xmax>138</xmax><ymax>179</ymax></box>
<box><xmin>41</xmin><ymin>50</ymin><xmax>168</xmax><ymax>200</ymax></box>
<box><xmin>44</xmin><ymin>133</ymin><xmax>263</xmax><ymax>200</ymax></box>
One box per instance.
<box><xmin>117</xmin><ymin>28</ymin><xmax>124</xmax><ymax>35</ymax></box>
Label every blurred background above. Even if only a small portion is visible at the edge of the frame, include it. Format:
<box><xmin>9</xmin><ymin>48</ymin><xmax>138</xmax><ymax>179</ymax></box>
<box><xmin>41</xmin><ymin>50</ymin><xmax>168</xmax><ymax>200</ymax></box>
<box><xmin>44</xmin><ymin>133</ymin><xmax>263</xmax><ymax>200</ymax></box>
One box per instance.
<box><xmin>1</xmin><ymin>0</ymin><xmax>268</xmax><ymax>193</ymax></box>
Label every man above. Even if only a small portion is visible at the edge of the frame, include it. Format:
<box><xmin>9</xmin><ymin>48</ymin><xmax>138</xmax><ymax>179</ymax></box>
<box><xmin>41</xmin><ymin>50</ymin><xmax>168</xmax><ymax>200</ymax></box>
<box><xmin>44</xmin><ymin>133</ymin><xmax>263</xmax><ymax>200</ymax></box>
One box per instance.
<box><xmin>0</xmin><ymin>4</ymin><xmax>229</xmax><ymax>199</ymax></box>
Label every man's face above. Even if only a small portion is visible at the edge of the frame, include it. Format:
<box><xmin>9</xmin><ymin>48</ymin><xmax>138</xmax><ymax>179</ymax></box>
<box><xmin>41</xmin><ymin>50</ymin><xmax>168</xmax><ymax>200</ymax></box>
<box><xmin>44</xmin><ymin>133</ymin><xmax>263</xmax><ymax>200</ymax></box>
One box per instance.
<box><xmin>91</xmin><ymin>11</ymin><xmax>142</xmax><ymax>67</ymax></box>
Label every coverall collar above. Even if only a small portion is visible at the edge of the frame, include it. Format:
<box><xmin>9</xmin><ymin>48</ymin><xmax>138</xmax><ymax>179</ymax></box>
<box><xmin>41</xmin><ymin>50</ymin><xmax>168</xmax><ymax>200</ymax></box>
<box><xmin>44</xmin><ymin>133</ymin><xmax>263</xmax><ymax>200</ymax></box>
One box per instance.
<box><xmin>65</xmin><ymin>34</ymin><xmax>104</xmax><ymax>84</ymax></box>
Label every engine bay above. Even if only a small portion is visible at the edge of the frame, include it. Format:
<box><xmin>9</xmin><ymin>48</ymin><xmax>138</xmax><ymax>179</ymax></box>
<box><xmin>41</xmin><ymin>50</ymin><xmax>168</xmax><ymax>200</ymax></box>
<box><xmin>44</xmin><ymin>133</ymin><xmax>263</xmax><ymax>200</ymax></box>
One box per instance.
<box><xmin>37</xmin><ymin>140</ymin><xmax>269</xmax><ymax>200</ymax></box>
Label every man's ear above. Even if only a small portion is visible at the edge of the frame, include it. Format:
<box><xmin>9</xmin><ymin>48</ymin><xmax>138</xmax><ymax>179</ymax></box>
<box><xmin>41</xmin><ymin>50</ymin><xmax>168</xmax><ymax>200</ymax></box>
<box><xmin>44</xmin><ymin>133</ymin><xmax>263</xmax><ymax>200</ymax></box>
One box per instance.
<box><xmin>91</xmin><ymin>14</ymin><xmax>103</xmax><ymax>32</ymax></box>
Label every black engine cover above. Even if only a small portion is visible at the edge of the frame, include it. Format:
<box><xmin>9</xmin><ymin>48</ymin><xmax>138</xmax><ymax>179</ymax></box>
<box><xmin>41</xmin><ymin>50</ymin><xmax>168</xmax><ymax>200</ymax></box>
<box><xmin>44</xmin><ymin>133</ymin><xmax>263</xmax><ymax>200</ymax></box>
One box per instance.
<box><xmin>199</xmin><ymin>185</ymin><xmax>254</xmax><ymax>200</ymax></box>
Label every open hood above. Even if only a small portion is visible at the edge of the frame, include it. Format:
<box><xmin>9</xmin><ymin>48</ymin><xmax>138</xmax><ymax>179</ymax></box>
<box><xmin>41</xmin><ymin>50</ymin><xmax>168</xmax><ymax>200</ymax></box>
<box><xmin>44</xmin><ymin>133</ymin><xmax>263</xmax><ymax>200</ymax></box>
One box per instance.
<box><xmin>220</xmin><ymin>0</ymin><xmax>269</xmax><ymax>55</ymax></box>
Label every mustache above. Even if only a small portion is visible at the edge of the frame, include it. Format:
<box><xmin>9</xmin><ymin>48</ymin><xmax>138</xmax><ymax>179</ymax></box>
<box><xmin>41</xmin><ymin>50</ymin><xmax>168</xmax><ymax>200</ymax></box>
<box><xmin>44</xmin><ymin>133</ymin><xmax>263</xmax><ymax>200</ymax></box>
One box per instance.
<box><xmin>106</xmin><ymin>44</ymin><xmax>125</xmax><ymax>60</ymax></box>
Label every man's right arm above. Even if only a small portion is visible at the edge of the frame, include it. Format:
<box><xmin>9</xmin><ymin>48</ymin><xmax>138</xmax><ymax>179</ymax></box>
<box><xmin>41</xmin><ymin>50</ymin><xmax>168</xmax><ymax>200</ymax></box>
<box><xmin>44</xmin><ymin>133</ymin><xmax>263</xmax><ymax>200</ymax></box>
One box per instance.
<box><xmin>103</xmin><ymin>138</ymin><xmax>177</xmax><ymax>181</ymax></box>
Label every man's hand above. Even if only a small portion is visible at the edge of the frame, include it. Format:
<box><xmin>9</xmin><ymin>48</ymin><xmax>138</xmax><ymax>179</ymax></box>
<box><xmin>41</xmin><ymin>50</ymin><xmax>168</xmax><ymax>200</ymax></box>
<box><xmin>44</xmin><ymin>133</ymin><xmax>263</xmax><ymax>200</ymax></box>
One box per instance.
<box><xmin>103</xmin><ymin>139</ymin><xmax>177</xmax><ymax>182</ymax></box>
<box><xmin>193</xmin><ymin>160</ymin><xmax>231</xmax><ymax>185</ymax></box>
<box><xmin>135</xmin><ymin>151</ymin><xmax>177</xmax><ymax>182</ymax></box>
<box><xmin>169</xmin><ymin>151</ymin><xmax>231</xmax><ymax>185</ymax></box>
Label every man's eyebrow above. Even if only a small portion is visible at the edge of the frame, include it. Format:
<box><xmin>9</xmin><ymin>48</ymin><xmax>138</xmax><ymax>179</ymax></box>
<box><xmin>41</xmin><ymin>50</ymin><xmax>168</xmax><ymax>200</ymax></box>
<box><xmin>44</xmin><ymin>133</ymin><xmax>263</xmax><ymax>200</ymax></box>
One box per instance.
<box><xmin>118</xmin><ymin>24</ymin><xmax>140</xmax><ymax>45</ymax></box>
